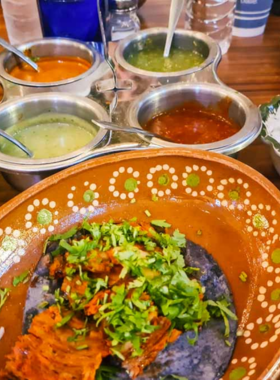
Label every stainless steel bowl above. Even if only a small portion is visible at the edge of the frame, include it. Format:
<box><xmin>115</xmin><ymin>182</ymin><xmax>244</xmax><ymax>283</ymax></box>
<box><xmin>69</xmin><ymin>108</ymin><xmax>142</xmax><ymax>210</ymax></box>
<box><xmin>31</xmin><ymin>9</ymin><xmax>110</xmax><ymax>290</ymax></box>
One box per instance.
<box><xmin>115</xmin><ymin>27</ymin><xmax>221</xmax><ymax>90</ymax></box>
<box><xmin>0</xmin><ymin>93</ymin><xmax>110</xmax><ymax>190</ymax></box>
<box><xmin>127</xmin><ymin>82</ymin><xmax>262</xmax><ymax>156</ymax></box>
<box><xmin>0</xmin><ymin>38</ymin><xmax>106</xmax><ymax>99</ymax></box>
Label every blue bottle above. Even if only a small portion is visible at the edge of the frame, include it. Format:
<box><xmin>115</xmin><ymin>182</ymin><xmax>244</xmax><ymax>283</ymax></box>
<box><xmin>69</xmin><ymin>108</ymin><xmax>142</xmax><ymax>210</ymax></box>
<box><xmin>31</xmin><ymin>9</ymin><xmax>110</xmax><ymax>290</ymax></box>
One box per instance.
<box><xmin>37</xmin><ymin>0</ymin><xmax>103</xmax><ymax>42</ymax></box>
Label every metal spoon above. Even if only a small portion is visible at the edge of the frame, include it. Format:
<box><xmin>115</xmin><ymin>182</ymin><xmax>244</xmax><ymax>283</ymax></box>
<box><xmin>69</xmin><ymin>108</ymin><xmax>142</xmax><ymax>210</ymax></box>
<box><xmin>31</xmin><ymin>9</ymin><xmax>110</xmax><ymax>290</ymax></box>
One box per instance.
<box><xmin>96</xmin><ymin>0</ymin><xmax>130</xmax><ymax>117</ymax></box>
<box><xmin>164</xmin><ymin>0</ymin><xmax>186</xmax><ymax>58</ymax></box>
<box><xmin>92</xmin><ymin>119</ymin><xmax>174</xmax><ymax>143</ymax></box>
<box><xmin>0</xmin><ymin>37</ymin><xmax>39</xmax><ymax>72</ymax></box>
<box><xmin>0</xmin><ymin>129</ymin><xmax>33</xmax><ymax>157</ymax></box>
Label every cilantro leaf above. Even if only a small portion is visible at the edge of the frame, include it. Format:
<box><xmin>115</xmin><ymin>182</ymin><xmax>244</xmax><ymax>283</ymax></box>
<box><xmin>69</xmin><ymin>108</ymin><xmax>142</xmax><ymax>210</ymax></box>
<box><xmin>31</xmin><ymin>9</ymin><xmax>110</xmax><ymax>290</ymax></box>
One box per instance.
<box><xmin>55</xmin><ymin>311</ymin><xmax>74</xmax><ymax>328</ymax></box>
<box><xmin>151</xmin><ymin>220</ymin><xmax>171</xmax><ymax>228</ymax></box>
<box><xmin>12</xmin><ymin>270</ymin><xmax>30</xmax><ymax>287</ymax></box>
<box><xmin>96</xmin><ymin>365</ymin><xmax>119</xmax><ymax>380</ymax></box>
<box><xmin>0</xmin><ymin>288</ymin><xmax>10</xmax><ymax>310</ymax></box>
<box><xmin>49</xmin><ymin>227</ymin><xmax>78</xmax><ymax>241</ymax></box>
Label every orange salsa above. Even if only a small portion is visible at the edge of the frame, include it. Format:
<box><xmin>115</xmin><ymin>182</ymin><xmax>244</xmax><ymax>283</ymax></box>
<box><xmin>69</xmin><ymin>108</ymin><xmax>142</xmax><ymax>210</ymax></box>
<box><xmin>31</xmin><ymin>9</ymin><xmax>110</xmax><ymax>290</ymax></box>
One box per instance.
<box><xmin>144</xmin><ymin>99</ymin><xmax>240</xmax><ymax>145</ymax></box>
<box><xmin>9</xmin><ymin>56</ymin><xmax>91</xmax><ymax>83</ymax></box>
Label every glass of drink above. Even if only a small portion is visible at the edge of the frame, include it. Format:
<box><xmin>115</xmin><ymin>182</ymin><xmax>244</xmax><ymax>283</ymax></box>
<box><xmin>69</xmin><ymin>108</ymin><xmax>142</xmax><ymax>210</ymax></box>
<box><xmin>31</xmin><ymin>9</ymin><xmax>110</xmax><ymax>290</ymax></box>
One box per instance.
<box><xmin>2</xmin><ymin>0</ymin><xmax>42</xmax><ymax>45</ymax></box>
<box><xmin>37</xmin><ymin>0</ymin><xmax>101</xmax><ymax>42</ymax></box>
<box><xmin>185</xmin><ymin>0</ymin><xmax>237</xmax><ymax>55</ymax></box>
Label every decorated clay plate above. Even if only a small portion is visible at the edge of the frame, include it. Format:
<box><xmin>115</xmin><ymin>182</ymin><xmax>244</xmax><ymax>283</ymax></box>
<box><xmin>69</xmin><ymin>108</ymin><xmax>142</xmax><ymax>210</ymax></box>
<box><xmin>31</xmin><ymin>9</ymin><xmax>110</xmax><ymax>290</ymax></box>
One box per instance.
<box><xmin>1</xmin><ymin>149</ymin><xmax>280</xmax><ymax>380</ymax></box>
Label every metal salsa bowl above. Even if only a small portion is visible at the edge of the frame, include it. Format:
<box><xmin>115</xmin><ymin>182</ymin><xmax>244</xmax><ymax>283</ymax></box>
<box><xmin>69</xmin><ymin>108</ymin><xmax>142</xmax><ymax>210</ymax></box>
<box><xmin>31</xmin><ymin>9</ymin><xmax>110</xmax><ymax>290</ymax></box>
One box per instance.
<box><xmin>0</xmin><ymin>38</ymin><xmax>104</xmax><ymax>98</ymax></box>
<box><xmin>0</xmin><ymin>93</ymin><xmax>110</xmax><ymax>190</ymax></box>
<box><xmin>115</xmin><ymin>27</ymin><xmax>221</xmax><ymax>86</ymax></box>
<box><xmin>126</xmin><ymin>82</ymin><xmax>262</xmax><ymax>156</ymax></box>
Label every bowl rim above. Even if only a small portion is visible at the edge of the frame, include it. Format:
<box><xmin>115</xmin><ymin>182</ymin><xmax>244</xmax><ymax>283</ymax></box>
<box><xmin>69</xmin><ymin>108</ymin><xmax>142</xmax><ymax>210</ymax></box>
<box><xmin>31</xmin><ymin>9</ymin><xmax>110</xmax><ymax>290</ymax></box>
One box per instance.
<box><xmin>1</xmin><ymin>148</ymin><xmax>280</xmax><ymax>379</ymax></box>
<box><xmin>115</xmin><ymin>27</ymin><xmax>221</xmax><ymax>78</ymax></box>
<box><xmin>0</xmin><ymin>92</ymin><xmax>109</xmax><ymax>167</ymax></box>
<box><xmin>126</xmin><ymin>82</ymin><xmax>262</xmax><ymax>155</ymax></box>
<box><xmin>0</xmin><ymin>37</ymin><xmax>102</xmax><ymax>87</ymax></box>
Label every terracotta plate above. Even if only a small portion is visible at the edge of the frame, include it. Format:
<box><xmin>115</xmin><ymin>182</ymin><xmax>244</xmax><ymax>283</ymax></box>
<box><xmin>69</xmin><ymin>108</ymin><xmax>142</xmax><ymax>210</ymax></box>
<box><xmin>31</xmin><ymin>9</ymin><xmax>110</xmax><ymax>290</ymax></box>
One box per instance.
<box><xmin>1</xmin><ymin>149</ymin><xmax>280</xmax><ymax>380</ymax></box>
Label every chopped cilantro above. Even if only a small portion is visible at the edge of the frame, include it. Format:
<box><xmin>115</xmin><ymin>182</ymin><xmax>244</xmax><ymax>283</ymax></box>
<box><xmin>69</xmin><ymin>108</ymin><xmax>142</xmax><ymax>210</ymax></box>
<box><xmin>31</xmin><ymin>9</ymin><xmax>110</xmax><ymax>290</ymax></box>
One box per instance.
<box><xmin>37</xmin><ymin>301</ymin><xmax>49</xmax><ymax>309</ymax></box>
<box><xmin>31</xmin><ymin>56</ymin><xmax>40</xmax><ymax>62</ymax></box>
<box><xmin>151</xmin><ymin>220</ymin><xmax>171</xmax><ymax>228</ymax></box>
<box><xmin>12</xmin><ymin>270</ymin><xmax>30</xmax><ymax>287</ymax></box>
<box><xmin>0</xmin><ymin>288</ymin><xmax>10</xmax><ymax>310</ymax></box>
<box><xmin>55</xmin><ymin>311</ymin><xmax>74</xmax><ymax>328</ymax></box>
<box><xmin>239</xmin><ymin>271</ymin><xmax>248</xmax><ymax>282</ymax></box>
<box><xmin>75</xmin><ymin>344</ymin><xmax>88</xmax><ymax>350</ymax></box>
<box><xmin>96</xmin><ymin>365</ymin><xmax>119</xmax><ymax>380</ymax></box>
<box><xmin>49</xmin><ymin>227</ymin><xmax>78</xmax><ymax>241</ymax></box>
<box><xmin>67</xmin><ymin>327</ymin><xmax>89</xmax><ymax>342</ymax></box>
<box><xmin>65</xmin><ymin>267</ymin><xmax>76</xmax><ymax>277</ymax></box>
<box><xmin>152</xmin><ymin>194</ymin><xmax>159</xmax><ymax>202</ymax></box>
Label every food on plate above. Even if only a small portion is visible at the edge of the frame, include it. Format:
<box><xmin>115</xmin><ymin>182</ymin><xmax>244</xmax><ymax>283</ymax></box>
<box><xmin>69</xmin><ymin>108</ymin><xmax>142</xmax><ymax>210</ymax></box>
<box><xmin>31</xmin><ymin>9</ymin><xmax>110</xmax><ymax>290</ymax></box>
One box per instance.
<box><xmin>9</xmin><ymin>55</ymin><xmax>91</xmax><ymax>83</ymax></box>
<box><xmin>2</xmin><ymin>219</ymin><xmax>237</xmax><ymax>379</ymax></box>
<box><xmin>126</xmin><ymin>39</ymin><xmax>205</xmax><ymax>72</ymax></box>
<box><xmin>144</xmin><ymin>99</ymin><xmax>240</xmax><ymax>145</ymax></box>
<box><xmin>0</xmin><ymin>113</ymin><xmax>96</xmax><ymax>159</ymax></box>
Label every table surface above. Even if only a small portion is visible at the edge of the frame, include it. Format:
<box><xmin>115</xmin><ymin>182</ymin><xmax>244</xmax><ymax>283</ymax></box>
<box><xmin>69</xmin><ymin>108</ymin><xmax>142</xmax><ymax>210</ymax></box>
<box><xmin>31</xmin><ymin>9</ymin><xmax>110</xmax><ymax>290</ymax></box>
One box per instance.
<box><xmin>0</xmin><ymin>2</ymin><xmax>280</xmax><ymax>207</ymax></box>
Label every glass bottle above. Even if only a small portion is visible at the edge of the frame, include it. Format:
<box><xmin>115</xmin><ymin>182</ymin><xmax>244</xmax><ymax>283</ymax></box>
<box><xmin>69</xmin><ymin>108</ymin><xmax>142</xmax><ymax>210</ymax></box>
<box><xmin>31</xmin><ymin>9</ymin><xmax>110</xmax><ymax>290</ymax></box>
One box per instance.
<box><xmin>185</xmin><ymin>0</ymin><xmax>237</xmax><ymax>55</ymax></box>
<box><xmin>107</xmin><ymin>0</ymin><xmax>140</xmax><ymax>41</ymax></box>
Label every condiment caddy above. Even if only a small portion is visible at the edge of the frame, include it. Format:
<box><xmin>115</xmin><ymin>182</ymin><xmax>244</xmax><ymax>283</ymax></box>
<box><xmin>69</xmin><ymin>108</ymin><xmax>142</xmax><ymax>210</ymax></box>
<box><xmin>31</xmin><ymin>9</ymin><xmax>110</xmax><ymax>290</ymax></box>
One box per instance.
<box><xmin>0</xmin><ymin>27</ymin><xmax>262</xmax><ymax>190</ymax></box>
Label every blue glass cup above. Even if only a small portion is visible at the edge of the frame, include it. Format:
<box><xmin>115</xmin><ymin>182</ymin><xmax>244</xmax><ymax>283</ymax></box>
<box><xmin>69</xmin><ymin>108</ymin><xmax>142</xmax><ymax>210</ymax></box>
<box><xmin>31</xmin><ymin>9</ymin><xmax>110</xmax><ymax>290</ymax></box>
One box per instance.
<box><xmin>37</xmin><ymin>0</ymin><xmax>102</xmax><ymax>42</ymax></box>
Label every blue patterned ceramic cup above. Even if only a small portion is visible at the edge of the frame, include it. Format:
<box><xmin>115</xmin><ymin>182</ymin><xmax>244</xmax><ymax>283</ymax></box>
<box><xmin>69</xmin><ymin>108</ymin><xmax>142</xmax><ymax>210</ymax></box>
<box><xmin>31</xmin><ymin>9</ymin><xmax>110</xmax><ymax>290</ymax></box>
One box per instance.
<box><xmin>233</xmin><ymin>0</ymin><xmax>273</xmax><ymax>37</ymax></box>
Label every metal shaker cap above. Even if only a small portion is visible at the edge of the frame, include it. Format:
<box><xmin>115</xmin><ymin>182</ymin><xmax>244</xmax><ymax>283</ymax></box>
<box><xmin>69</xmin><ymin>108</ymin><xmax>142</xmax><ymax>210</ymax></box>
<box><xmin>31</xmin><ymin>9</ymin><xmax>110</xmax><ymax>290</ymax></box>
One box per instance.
<box><xmin>109</xmin><ymin>0</ymin><xmax>138</xmax><ymax>12</ymax></box>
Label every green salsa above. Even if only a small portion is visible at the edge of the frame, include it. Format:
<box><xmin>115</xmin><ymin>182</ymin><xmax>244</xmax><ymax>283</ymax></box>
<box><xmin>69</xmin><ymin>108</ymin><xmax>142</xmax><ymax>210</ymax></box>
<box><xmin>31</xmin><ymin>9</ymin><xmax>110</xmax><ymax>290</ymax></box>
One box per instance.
<box><xmin>127</xmin><ymin>42</ymin><xmax>205</xmax><ymax>73</ymax></box>
<box><xmin>0</xmin><ymin>113</ymin><xmax>97</xmax><ymax>159</ymax></box>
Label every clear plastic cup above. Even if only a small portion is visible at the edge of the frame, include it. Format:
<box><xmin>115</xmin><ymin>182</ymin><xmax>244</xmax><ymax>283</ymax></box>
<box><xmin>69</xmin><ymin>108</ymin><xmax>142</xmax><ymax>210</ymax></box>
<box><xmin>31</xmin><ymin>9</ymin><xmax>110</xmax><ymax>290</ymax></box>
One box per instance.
<box><xmin>185</xmin><ymin>0</ymin><xmax>237</xmax><ymax>55</ymax></box>
<box><xmin>1</xmin><ymin>0</ymin><xmax>42</xmax><ymax>45</ymax></box>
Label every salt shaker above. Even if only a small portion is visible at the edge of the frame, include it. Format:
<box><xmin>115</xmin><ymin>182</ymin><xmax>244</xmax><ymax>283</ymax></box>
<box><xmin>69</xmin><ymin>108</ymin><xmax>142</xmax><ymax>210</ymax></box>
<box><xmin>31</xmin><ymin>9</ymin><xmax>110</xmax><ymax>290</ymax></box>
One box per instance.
<box><xmin>107</xmin><ymin>0</ymin><xmax>140</xmax><ymax>41</ymax></box>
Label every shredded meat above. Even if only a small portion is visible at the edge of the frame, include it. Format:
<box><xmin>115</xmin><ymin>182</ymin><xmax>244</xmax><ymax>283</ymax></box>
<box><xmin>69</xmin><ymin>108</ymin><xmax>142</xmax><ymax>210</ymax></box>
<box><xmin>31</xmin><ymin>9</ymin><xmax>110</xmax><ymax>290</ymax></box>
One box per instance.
<box><xmin>3</xmin><ymin>306</ymin><xmax>110</xmax><ymax>380</ymax></box>
<box><xmin>168</xmin><ymin>328</ymin><xmax>182</xmax><ymax>343</ymax></box>
<box><xmin>61</xmin><ymin>276</ymin><xmax>88</xmax><ymax>295</ymax></box>
<box><xmin>84</xmin><ymin>290</ymin><xmax>111</xmax><ymax>316</ymax></box>
<box><xmin>122</xmin><ymin>317</ymin><xmax>179</xmax><ymax>379</ymax></box>
<box><xmin>83</xmin><ymin>250</ymin><xmax>113</xmax><ymax>273</ymax></box>
<box><xmin>49</xmin><ymin>256</ymin><xmax>66</xmax><ymax>278</ymax></box>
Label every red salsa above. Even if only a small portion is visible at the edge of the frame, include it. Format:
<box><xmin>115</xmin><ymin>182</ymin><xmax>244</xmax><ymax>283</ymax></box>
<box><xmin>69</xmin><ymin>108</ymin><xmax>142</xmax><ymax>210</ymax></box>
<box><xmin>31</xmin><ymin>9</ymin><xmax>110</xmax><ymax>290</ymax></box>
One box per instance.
<box><xmin>144</xmin><ymin>99</ymin><xmax>240</xmax><ymax>145</ymax></box>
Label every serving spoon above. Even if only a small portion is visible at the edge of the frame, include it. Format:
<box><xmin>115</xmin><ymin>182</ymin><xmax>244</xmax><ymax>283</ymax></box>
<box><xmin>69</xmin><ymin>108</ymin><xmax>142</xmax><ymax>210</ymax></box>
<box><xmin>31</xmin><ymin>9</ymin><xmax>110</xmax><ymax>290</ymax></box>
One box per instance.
<box><xmin>0</xmin><ymin>129</ymin><xmax>33</xmax><ymax>158</ymax></box>
<box><xmin>92</xmin><ymin>119</ymin><xmax>174</xmax><ymax>143</ymax></box>
<box><xmin>0</xmin><ymin>37</ymin><xmax>39</xmax><ymax>72</ymax></box>
<box><xmin>164</xmin><ymin>0</ymin><xmax>186</xmax><ymax>58</ymax></box>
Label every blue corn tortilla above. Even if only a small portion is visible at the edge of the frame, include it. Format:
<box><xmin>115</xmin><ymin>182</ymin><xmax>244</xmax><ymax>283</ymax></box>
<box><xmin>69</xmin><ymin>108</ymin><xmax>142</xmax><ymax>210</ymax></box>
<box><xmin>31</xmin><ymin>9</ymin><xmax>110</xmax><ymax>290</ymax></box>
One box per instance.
<box><xmin>23</xmin><ymin>239</ymin><xmax>237</xmax><ymax>380</ymax></box>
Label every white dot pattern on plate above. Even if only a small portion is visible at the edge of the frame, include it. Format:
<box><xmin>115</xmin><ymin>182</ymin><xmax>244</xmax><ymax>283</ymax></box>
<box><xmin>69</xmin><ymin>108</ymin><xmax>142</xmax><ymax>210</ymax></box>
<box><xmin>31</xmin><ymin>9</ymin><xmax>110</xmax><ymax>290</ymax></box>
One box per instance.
<box><xmin>147</xmin><ymin>165</ymin><xmax>177</xmax><ymax>197</ymax></box>
<box><xmin>109</xmin><ymin>167</ymin><xmax>140</xmax><ymax>201</ymax></box>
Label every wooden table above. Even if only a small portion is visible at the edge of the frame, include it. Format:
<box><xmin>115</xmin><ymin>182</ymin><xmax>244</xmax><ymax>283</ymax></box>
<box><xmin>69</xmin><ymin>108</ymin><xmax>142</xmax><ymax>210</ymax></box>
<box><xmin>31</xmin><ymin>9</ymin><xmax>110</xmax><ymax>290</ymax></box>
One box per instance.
<box><xmin>0</xmin><ymin>2</ymin><xmax>280</xmax><ymax>206</ymax></box>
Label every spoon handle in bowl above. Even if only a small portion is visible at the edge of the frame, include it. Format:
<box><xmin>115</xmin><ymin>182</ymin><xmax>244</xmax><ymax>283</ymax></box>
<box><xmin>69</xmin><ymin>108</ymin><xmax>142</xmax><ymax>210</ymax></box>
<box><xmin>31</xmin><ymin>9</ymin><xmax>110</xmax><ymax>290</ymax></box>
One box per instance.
<box><xmin>164</xmin><ymin>0</ymin><xmax>186</xmax><ymax>58</ymax></box>
<box><xmin>0</xmin><ymin>129</ymin><xmax>33</xmax><ymax>158</ymax></box>
<box><xmin>0</xmin><ymin>37</ymin><xmax>39</xmax><ymax>72</ymax></box>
